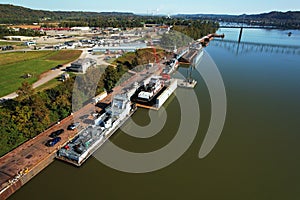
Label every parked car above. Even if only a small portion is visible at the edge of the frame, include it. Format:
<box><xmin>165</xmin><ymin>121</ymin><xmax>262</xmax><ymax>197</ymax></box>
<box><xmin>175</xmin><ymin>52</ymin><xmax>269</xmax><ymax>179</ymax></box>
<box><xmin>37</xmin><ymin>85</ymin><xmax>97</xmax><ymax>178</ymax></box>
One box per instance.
<box><xmin>56</xmin><ymin>64</ymin><xmax>63</xmax><ymax>69</ymax></box>
<box><xmin>68</xmin><ymin>122</ymin><xmax>80</xmax><ymax>130</ymax></box>
<box><xmin>49</xmin><ymin>129</ymin><xmax>64</xmax><ymax>138</ymax></box>
<box><xmin>45</xmin><ymin>137</ymin><xmax>61</xmax><ymax>147</ymax></box>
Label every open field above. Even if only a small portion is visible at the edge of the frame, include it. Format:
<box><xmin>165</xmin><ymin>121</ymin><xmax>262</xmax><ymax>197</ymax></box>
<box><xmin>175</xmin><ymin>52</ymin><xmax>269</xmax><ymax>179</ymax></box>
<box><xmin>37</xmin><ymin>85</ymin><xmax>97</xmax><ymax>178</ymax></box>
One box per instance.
<box><xmin>0</xmin><ymin>41</ymin><xmax>23</xmax><ymax>46</ymax></box>
<box><xmin>8</xmin><ymin>25</ymin><xmax>41</xmax><ymax>29</ymax></box>
<box><xmin>0</xmin><ymin>50</ymin><xmax>81</xmax><ymax>97</ymax></box>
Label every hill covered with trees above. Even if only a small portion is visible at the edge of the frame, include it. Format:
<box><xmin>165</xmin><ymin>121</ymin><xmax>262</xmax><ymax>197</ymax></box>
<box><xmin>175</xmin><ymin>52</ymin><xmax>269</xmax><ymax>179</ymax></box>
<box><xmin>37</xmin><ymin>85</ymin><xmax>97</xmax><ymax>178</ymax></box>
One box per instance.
<box><xmin>245</xmin><ymin>11</ymin><xmax>300</xmax><ymax>29</ymax></box>
<box><xmin>0</xmin><ymin>4</ymin><xmax>135</xmax><ymax>24</ymax></box>
<box><xmin>175</xmin><ymin>11</ymin><xmax>300</xmax><ymax>29</ymax></box>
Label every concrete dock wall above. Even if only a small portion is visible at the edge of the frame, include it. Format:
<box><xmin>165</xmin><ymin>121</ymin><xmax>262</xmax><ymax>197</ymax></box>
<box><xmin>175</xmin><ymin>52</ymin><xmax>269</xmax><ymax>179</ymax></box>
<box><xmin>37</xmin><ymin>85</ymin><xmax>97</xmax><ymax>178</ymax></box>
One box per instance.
<box><xmin>0</xmin><ymin>153</ymin><xmax>56</xmax><ymax>199</ymax></box>
<box><xmin>156</xmin><ymin>79</ymin><xmax>177</xmax><ymax>109</ymax></box>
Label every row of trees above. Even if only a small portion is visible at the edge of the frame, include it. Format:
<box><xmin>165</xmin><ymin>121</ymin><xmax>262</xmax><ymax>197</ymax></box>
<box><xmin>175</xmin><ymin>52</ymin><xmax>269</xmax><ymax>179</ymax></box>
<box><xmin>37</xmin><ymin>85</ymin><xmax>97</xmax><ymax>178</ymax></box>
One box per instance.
<box><xmin>56</xmin><ymin>16</ymin><xmax>220</xmax><ymax>30</ymax></box>
<box><xmin>0</xmin><ymin>26</ymin><xmax>45</xmax><ymax>39</ymax></box>
<box><xmin>173</xmin><ymin>20</ymin><xmax>219</xmax><ymax>40</ymax></box>
<box><xmin>159</xmin><ymin>21</ymin><xmax>219</xmax><ymax>50</ymax></box>
<box><xmin>84</xmin><ymin>16</ymin><xmax>144</xmax><ymax>28</ymax></box>
<box><xmin>232</xmin><ymin>11</ymin><xmax>300</xmax><ymax>29</ymax></box>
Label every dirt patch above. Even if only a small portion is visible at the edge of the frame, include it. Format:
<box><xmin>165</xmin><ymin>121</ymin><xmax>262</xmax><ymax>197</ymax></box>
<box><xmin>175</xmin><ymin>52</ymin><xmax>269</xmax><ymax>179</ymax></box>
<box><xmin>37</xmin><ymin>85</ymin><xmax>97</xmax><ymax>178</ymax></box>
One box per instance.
<box><xmin>9</xmin><ymin>25</ymin><xmax>41</xmax><ymax>29</ymax></box>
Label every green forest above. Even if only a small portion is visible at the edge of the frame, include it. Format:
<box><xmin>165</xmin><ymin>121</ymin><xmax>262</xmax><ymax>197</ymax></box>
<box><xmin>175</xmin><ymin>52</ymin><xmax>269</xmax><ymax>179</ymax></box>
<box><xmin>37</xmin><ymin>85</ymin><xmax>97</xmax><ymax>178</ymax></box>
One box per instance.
<box><xmin>175</xmin><ymin>11</ymin><xmax>300</xmax><ymax>29</ymax></box>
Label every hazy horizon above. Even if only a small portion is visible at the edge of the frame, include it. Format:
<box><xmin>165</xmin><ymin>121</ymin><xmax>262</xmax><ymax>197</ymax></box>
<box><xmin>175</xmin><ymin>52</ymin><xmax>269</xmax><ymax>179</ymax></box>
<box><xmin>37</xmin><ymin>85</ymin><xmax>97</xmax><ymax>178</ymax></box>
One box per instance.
<box><xmin>1</xmin><ymin>0</ymin><xmax>300</xmax><ymax>15</ymax></box>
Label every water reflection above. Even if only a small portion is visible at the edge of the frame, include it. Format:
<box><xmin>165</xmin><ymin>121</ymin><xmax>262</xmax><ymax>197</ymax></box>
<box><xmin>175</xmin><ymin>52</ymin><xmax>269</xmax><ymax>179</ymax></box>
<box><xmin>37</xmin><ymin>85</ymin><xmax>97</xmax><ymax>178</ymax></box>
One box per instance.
<box><xmin>211</xmin><ymin>39</ymin><xmax>300</xmax><ymax>56</ymax></box>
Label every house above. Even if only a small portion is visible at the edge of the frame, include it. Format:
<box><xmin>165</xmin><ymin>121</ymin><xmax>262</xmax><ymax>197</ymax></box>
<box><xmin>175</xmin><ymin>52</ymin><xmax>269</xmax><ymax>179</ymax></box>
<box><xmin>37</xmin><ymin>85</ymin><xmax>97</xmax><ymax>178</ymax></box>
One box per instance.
<box><xmin>69</xmin><ymin>58</ymin><xmax>96</xmax><ymax>73</ymax></box>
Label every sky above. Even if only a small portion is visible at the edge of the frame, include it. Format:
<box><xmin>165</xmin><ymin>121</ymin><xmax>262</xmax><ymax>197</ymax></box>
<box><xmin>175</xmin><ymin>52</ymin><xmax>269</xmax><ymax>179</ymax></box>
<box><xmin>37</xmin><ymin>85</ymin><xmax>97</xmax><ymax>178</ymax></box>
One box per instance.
<box><xmin>1</xmin><ymin>0</ymin><xmax>300</xmax><ymax>15</ymax></box>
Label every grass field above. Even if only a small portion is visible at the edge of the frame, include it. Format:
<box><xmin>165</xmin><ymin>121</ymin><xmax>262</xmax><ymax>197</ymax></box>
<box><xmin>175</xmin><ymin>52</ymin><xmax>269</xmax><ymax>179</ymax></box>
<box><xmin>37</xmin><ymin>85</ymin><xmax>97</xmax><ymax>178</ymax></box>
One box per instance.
<box><xmin>35</xmin><ymin>72</ymin><xmax>76</xmax><ymax>93</ymax></box>
<box><xmin>0</xmin><ymin>50</ymin><xmax>81</xmax><ymax>97</ymax></box>
<box><xmin>34</xmin><ymin>78</ymin><xmax>61</xmax><ymax>93</ymax></box>
<box><xmin>0</xmin><ymin>41</ymin><xmax>23</xmax><ymax>46</ymax></box>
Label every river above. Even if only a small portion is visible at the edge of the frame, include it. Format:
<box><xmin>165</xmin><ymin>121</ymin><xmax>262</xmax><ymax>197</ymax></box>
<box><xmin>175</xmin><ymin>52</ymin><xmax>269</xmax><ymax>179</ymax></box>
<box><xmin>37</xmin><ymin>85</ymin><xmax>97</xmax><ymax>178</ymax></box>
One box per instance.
<box><xmin>10</xmin><ymin>28</ymin><xmax>300</xmax><ymax>199</ymax></box>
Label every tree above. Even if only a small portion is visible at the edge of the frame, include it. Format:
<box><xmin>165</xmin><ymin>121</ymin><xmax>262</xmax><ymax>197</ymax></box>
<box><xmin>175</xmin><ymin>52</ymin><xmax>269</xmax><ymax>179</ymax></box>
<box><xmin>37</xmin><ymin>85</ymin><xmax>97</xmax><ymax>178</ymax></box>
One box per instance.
<box><xmin>16</xmin><ymin>81</ymin><xmax>34</xmax><ymax>102</ymax></box>
<box><xmin>12</xmin><ymin>105</ymin><xmax>33</xmax><ymax>138</ymax></box>
<box><xmin>31</xmin><ymin>95</ymin><xmax>50</xmax><ymax>132</ymax></box>
<box><xmin>103</xmin><ymin>65</ymin><xmax>119</xmax><ymax>90</ymax></box>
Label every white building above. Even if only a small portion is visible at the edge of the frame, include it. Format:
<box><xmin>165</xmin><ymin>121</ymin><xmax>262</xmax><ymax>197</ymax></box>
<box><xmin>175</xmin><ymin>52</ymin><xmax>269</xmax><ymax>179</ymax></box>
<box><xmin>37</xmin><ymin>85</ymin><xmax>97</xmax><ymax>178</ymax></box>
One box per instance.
<box><xmin>69</xmin><ymin>58</ymin><xmax>96</xmax><ymax>73</ymax></box>
<box><xmin>111</xmin><ymin>94</ymin><xmax>132</xmax><ymax>119</ymax></box>
<box><xmin>71</xmin><ymin>27</ymin><xmax>90</xmax><ymax>31</ymax></box>
<box><xmin>92</xmin><ymin>42</ymin><xmax>148</xmax><ymax>53</ymax></box>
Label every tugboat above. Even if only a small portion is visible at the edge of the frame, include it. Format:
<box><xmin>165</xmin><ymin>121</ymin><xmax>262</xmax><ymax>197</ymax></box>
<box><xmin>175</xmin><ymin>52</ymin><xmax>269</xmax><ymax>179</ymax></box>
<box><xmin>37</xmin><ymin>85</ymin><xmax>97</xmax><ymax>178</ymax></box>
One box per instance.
<box><xmin>138</xmin><ymin>77</ymin><xmax>164</xmax><ymax>102</ymax></box>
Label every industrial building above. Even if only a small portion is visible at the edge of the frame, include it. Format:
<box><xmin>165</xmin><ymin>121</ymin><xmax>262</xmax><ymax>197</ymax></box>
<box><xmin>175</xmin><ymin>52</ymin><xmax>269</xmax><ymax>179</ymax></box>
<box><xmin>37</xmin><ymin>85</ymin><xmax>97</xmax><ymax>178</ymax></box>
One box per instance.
<box><xmin>92</xmin><ymin>42</ymin><xmax>147</xmax><ymax>53</ymax></box>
